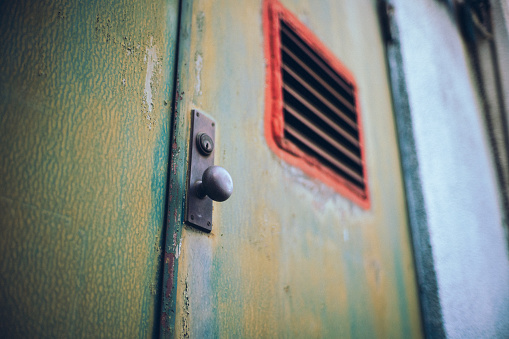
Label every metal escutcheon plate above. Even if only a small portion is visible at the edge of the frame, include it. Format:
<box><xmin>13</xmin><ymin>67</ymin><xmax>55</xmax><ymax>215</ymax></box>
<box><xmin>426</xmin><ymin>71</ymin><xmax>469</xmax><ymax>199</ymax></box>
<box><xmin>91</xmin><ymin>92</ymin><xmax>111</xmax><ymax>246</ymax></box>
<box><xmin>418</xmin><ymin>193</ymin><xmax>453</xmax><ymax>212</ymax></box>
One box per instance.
<box><xmin>186</xmin><ymin>109</ymin><xmax>216</xmax><ymax>232</ymax></box>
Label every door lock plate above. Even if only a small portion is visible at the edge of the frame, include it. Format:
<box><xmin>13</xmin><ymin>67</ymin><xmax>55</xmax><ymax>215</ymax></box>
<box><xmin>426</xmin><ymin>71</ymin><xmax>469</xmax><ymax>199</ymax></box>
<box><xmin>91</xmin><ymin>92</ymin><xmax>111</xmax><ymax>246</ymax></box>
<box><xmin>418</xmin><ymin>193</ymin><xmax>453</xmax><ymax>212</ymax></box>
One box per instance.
<box><xmin>186</xmin><ymin>109</ymin><xmax>216</xmax><ymax>232</ymax></box>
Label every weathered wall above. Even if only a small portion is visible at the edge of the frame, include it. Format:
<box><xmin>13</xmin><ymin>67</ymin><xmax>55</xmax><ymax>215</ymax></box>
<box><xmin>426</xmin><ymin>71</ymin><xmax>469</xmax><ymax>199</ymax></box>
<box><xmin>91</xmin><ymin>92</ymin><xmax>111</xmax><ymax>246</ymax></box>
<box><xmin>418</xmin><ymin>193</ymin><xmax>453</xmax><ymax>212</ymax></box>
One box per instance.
<box><xmin>0</xmin><ymin>0</ymin><xmax>179</xmax><ymax>337</ymax></box>
<box><xmin>164</xmin><ymin>0</ymin><xmax>423</xmax><ymax>337</ymax></box>
<box><xmin>392</xmin><ymin>0</ymin><xmax>509</xmax><ymax>337</ymax></box>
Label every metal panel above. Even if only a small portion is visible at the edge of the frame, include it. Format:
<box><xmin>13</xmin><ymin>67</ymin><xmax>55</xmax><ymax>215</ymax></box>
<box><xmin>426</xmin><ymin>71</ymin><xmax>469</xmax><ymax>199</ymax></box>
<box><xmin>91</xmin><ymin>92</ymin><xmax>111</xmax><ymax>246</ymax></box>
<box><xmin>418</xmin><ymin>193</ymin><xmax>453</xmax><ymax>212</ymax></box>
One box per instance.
<box><xmin>0</xmin><ymin>0</ymin><xmax>180</xmax><ymax>337</ymax></box>
<box><xmin>163</xmin><ymin>0</ymin><xmax>423</xmax><ymax>337</ymax></box>
<box><xmin>185</xmin><ymin>110</ymin><xmax>216</xmax><ymax>232</ymax></box>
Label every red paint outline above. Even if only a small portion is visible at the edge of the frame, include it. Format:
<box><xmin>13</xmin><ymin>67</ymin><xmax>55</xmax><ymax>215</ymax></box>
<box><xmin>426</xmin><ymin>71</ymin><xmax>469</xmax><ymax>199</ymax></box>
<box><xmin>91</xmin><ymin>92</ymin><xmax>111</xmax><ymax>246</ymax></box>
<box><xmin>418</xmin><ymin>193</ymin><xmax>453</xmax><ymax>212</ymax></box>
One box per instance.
<box><xmin>263</xmin><ymin>0</ymin><xmax>370</xmax><ymax>209</ymax></box>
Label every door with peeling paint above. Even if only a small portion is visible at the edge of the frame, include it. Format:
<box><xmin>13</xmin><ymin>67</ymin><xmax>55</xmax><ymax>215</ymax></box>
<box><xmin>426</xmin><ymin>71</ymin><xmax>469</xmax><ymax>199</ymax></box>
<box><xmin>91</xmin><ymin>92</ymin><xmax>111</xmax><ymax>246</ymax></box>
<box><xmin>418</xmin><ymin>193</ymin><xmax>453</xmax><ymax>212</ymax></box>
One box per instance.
<box><xmin>0</xmin><ymin>0</ymin><xmax>179</xmax><ymax>337</ymax></box>
<box><xmin>161</xmin><ymin>0</ymin><xmax>423</xmax><ymax>337</ymax></box>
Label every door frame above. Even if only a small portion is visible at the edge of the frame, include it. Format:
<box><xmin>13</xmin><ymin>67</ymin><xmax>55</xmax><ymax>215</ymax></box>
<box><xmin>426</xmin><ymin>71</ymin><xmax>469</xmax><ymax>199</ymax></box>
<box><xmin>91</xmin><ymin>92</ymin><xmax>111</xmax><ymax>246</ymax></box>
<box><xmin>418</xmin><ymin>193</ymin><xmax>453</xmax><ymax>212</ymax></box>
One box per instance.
<box><xmin>159</xmin><ymin>0</ymin><xmax>194</xmax><ymax>337</ymax></box>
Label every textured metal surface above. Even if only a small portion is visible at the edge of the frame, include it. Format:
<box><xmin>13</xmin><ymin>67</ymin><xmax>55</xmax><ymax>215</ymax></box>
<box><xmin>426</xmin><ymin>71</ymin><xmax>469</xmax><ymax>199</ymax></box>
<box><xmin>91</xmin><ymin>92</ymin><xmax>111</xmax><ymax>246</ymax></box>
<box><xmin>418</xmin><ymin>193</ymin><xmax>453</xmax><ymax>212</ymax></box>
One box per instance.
<box><xmin>186</xmin><ymin>109</ymin><xmax>216</xmax><ymax>232</ymax></box>
<box><xmin>0</xmin><ymin>0</ymin><xmax>180</xmax><ymax>337</ymax></box>
<box><xmin>165</xmin><ymin>0</ymin><xmax>423</xmax><ymax>337</ymax></box>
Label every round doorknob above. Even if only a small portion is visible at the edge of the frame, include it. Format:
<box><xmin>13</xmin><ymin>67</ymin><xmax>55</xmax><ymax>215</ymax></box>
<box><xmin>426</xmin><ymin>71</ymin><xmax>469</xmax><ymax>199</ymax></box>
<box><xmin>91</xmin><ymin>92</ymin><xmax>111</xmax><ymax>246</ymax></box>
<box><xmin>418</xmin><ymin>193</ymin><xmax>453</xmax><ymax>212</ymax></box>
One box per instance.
<box><xmin>195</xmin><ymin>165</ymin><xmax>233</xmax><ymax>202</ymax></box>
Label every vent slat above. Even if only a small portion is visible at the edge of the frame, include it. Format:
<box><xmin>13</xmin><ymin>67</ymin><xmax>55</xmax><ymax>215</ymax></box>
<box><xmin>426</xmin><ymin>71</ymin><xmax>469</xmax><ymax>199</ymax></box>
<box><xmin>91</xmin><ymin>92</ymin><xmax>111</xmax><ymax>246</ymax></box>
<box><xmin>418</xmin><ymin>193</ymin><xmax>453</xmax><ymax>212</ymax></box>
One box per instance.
<box><xmin>282</xmin><ymin>65</ymin><xmax>358</xmax><ymax>131</ymax></box>
<box><xmin>284</xmin><ymin>104</ymin><xmax>362</xmax><ymax>166</ymax></box>
<box><xmin>283</xmin><ymin>84</ymin><xmax>360</xmax><ymax>148</ymax></box>
<box><xmin>284</xmin><ymin>124</ymin><xmax>365</xmax><ymax>186</ymax></box>
<box><xmin>282</xmin><ymin>45</ymin><xmax>356</xmax><ymax>114</ymax></box>
<box><xmin>273</xmin><ymin>17</ymin><xmax>368</xmax><ymax>201</ymax></box>
<box><xmin>281</xmin><ymin>24</ymin><xmax>353</xmax><ymax>97</ymax></box>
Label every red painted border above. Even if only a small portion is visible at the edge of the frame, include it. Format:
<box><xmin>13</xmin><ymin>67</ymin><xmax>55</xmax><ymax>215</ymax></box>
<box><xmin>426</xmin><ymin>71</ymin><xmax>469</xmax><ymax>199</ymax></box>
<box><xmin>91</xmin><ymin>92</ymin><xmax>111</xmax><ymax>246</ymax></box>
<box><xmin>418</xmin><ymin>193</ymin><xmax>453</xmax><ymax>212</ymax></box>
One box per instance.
<box><xmin>263</xmin><ymin>0</ymin><xmax>370</xmax><ymax>209</ymax></box>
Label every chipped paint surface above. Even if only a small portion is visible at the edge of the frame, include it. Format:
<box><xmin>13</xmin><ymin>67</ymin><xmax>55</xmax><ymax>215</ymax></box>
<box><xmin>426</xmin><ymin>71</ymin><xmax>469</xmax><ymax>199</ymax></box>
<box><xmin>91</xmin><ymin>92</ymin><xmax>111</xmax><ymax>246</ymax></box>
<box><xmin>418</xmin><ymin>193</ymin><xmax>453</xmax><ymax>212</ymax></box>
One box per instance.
<box><xmin>145</xmin><ymin>36</ymin><xmax>157</xmax><ymax>117</ymax></box>
<box><xmin>0</xmin><ymin>0</ymin><xmax>180</xmax><ymax>337</ymax></box>
<box><xmin>194</xmin><ymin>54</ymin><xmax>203</xmax><ymax>96</ymax></box>
<box><xmin>166</xmin><ymin>0</ymin><xmax>422</xmax><ymax>338</ymax></box>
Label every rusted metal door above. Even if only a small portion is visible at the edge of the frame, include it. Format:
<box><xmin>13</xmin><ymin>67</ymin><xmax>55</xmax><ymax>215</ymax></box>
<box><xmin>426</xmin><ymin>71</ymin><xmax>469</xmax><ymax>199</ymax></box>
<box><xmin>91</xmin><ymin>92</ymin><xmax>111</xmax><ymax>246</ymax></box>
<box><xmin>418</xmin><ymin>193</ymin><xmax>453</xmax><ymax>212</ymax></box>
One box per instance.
<box><xmin>161</xmin><ymin>0</ymin><xmax>423</xmax><ymax>337</ymax></box>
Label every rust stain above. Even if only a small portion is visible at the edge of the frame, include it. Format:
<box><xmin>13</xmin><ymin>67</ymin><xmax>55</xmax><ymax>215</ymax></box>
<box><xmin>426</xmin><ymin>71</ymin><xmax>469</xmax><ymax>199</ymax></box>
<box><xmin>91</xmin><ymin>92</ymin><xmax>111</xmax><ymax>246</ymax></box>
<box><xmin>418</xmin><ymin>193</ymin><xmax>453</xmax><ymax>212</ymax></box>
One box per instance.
<box><xmin>165</xmin><ymin>252</ymin><xmax>176</xmax><ymax>298</ymax></box>
<box><xmin>161</xmin><ymin>312</ymin><xmax>168</xmax><ymax>331</ymax></box>
<box><xmin>164</xmin><ymin>229</ymin><xmax>179</xmax><ymax>299</ymax></box>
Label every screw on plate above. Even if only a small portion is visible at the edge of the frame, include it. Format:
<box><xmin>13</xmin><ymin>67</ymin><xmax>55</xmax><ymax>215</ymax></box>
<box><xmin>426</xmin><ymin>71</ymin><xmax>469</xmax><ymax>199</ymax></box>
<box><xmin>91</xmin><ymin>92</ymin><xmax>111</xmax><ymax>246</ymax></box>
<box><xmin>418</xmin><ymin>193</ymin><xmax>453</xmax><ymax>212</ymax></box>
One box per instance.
<box><xmin>197</xmin><ymin>132</ymin><xmax>214</xmax><ymax>155</ymax></box>
<box><xmin>207</xmin><ymin>221</ymin><xmax>211</xmax><ymax>226</ymax></box>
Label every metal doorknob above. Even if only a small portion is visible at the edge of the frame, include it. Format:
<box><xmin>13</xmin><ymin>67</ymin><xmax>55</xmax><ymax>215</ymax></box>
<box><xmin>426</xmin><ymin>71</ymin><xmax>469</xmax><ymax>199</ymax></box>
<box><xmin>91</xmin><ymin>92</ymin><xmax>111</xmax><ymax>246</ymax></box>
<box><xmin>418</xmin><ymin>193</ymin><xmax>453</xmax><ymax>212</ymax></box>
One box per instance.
<box><xmin>195</xmin><ymin>166</ymin><xmax>233</xmax><ymax>202</ymax></box>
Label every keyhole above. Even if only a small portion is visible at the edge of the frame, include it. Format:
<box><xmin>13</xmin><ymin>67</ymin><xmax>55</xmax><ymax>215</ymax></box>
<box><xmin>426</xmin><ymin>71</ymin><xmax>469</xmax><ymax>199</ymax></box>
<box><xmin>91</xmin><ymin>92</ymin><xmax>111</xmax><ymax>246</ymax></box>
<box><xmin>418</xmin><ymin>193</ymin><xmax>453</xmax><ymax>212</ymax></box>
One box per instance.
<box><xmin>197</xmin><ymin>133</ymin><xmax>214</xmax><ymax>155</ymax></box>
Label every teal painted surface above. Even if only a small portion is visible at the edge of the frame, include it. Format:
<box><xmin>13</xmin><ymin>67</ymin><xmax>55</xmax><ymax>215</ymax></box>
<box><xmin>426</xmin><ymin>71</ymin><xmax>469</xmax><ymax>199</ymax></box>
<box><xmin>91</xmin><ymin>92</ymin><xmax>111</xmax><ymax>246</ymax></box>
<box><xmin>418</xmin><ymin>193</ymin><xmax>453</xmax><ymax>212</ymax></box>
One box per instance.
<box><xmin>164</xmin><ymin>0</ymin><xmax>423</xmax><ymax>337</ymax></box>
<box><xmin>159</xmin><ymin>0</ymin><xmax>193</xmax><ymax>337</ymax></box>
<box><xmin>0</xmin><ymin>0</ymin><xmax>179</xmax><ymax>337</ymax></box>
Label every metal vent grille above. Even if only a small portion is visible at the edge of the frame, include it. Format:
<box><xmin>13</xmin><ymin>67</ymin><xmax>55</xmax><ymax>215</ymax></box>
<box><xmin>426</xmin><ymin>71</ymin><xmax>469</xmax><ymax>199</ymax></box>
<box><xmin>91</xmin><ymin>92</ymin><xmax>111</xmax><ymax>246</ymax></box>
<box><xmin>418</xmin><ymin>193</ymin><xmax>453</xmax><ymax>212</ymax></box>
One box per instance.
<box><xmin>279</xmin><ymin>20</ymin><xmax>366</xmax><ymax>193</ymax></box>
<box><xmin>263</xmin><ymin>0</ymin><xmax>369</xmax><ymax>208</ymax></box>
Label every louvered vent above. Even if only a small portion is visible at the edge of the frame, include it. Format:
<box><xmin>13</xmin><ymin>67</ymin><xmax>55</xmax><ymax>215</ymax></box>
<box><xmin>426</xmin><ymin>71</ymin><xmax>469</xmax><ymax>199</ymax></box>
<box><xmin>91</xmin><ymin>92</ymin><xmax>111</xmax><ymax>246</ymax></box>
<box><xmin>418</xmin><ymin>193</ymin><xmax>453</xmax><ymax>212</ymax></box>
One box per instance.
<box><xmin>280</xmin><ymin>20</ymin><xmax>365</xmax><ymax>192</ymax></box>
<box><xmin>264</xmin><ymin>1</ymin><xmax>369</xmax><ymax>208</ymax></box>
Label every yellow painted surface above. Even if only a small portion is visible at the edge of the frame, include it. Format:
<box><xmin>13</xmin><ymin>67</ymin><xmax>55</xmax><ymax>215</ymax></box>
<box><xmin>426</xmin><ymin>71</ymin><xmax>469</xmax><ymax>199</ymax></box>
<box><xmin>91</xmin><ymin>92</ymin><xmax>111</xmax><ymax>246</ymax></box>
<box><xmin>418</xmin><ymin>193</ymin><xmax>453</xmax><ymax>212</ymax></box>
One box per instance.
<box><xmin>172</xmin><ymin>0</ymin><xmax>423</xmax><ymax>337</ymax></box>
<box><xmin>0</xmin><ymin>0</ymin><xmax>179</xmax><ymax>337</ymax></box>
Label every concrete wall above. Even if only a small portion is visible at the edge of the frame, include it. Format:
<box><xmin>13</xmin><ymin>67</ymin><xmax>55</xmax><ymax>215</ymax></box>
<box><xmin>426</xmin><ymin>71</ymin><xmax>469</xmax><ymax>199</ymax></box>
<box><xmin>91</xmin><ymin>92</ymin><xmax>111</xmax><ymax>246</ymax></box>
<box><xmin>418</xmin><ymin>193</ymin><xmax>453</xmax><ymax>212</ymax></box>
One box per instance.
<box><xmin>392</xmin><ymin>0</ymin><xmax>509</xmax><ymax>337</ymax></box>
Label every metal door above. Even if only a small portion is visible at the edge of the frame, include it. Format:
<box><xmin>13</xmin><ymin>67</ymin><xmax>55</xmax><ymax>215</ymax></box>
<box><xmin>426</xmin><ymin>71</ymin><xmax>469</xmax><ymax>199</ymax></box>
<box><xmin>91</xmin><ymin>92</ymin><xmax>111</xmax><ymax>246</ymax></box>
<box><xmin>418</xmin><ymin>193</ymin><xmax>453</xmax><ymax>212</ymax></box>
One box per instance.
<box><xmin>161</xmin><ymin>0</ymin><xmax>423</xmax><ymax>337</ymax></box>
<box><xmin>0</xmin><ymin>0</ymin><xmax>180</xmax><ymax>337</ymax></box>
